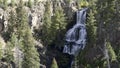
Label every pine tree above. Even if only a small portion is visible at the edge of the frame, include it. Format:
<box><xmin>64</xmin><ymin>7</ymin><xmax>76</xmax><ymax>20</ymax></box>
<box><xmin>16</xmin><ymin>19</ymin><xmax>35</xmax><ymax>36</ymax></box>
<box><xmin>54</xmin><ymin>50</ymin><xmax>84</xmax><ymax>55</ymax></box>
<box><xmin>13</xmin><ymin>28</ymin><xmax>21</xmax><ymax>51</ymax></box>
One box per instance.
<box><xmin>11</xmin><ymin>0</ymin><xmax>15</xmax><ymax>7</ymax></box>
<box><xmin>51</xmin><ymin>58</ymin><xmax>58</xmax><ymax>68</ymax></box>
<box><xmin>16</xmin><ymin>0</ymin><xmax>40</xmax><ymax>68</ymax></box>
<box><xmin>7</xmin><ymin>9</ymin><xmax>17</xmax><ymax>40</ymax></box>
<box><xmin>28</xmin><ymin>0</ymin><xmax>33</xmax><ymax>8</ymax></box>
<box><xmin>51</xmin><ymin>2</ymin><xmax>66</xmax><ymax>46</ymax></box>
<box><xmin>42</xmin><ymin>0</ymin><xmax>52</xmax><ymax>45</ymax></box>
<box><xmin>86</xmin><ymin>0</ymin><xmax>97</xmax><ymax>46</ymax></box>
<box><xmin>22</xmin><ymin>26</ymin><xmax>40</xmax><ymax>68</ymax></box>
<box><xmin>16</xmin><ymin>0</ymin><xmax>27</xmax><ymax>38</ymax></box>
<box><xmin>5</xmin><ymin>33</ymin><xmax>22</xmax><ymax>67</ymax></box>
<box><xmin>3</xmin><ymin>0</ymin><xmax>7</xmax><ymax>10</ymax></box>
<box><xmin>0</xmin><ymin>0</ymin><xmax>2</xmax><ymax>4</ymax></box>
<box><xmin>106</xmin><ymin>41</ymin><xmax>117</xmax><ymax>62</ymax></box>
<box><xmin>3</xmin><ymin>6</ymin><xmax>24</xmax><ymax>67</ymax></box>
<box><xmin>4</xmin><ymin>34</ymin><xmax>16</xmax><ymax>63</ymax></box>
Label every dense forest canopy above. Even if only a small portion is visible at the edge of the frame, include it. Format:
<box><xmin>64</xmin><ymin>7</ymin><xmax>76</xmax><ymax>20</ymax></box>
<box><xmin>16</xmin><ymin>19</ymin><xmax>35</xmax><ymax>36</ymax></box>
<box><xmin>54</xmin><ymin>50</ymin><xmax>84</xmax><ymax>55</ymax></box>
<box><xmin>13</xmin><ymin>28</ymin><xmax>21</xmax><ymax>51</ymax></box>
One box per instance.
<box><xmin>0</xmin><ymin>0</ymin><xmax>120</xmax><ymax>68</ymax></box>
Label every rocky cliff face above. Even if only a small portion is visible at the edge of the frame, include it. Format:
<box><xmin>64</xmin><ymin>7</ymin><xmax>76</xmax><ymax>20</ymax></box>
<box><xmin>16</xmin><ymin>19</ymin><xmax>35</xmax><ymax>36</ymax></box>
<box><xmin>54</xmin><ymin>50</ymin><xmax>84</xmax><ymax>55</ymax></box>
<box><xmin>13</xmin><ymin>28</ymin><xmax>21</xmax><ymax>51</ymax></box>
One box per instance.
<box><xmin>0</xmin><ymin>0</ymin><xmax>78</xmax><ymax>33</ymax></box>
<box><xmin>0</xmin><ymin>0</ymin><xmax>79</xmax><ymax>68</ymax></box>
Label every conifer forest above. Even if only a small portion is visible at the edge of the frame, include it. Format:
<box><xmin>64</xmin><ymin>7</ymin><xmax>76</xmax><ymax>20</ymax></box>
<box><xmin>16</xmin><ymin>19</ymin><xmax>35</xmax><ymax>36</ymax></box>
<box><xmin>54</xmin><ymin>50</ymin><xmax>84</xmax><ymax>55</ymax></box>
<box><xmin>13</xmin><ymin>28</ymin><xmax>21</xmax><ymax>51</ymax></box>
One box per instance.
<box><xmin>0</xmin><ymin>0</ymin><xmax>120</xmax><ymax>68</ymax></box>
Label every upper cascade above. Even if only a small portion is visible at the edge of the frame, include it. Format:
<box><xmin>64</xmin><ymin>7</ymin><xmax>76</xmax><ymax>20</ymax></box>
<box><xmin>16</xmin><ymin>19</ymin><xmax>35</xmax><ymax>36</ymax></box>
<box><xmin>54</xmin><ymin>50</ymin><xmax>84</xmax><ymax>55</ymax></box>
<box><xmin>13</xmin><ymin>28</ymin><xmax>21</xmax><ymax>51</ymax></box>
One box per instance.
<box><xmin>63</xmin><ymin>8</ymin><xmax>88</xmax><ymax>56</ymax></box>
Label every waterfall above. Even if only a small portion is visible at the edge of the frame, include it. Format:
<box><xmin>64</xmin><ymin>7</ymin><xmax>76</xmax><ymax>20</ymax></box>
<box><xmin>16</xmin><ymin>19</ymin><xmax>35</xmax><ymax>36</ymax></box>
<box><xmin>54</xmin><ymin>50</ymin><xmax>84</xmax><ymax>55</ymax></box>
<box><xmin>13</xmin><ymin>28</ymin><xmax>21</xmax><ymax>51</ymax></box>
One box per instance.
<box><xmin>63</xmin><ymin>8</ymin><xmax>88</xmax><ymax>56</ymax></box>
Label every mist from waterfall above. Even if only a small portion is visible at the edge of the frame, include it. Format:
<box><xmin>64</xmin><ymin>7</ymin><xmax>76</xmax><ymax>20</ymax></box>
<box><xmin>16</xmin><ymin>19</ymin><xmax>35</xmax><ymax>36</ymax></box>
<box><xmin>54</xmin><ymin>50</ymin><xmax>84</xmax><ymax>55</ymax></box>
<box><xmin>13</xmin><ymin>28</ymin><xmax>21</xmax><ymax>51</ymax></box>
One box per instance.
<box><xmin>63</xmin><ymin>8</ymin><xmax>88</xmax><ymax>56</ymax></box>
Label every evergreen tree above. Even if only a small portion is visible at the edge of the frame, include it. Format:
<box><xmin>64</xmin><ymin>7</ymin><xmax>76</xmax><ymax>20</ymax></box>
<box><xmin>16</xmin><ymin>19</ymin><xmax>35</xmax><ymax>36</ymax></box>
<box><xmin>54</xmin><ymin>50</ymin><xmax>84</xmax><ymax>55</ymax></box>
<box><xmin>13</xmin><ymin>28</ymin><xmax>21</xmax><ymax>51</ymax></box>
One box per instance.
<box><xmin>22</xmin><ymin>26</ymin><xmax>40</xmax><ymax>68</ymax></box>
<box><xmin>3</xmin><ymin>7</ymin><xmax>24</xmax><ymax>68</ymax></box>
<box><xmin>16</xmin><ymin>0</ymin><xmax>27</xmax><ymax>38</ymax></box>
<box><xmin>106</xmin><ymin>41</ymin><xmax>117</xmax><ymax>62</ymax></box>
<box><xmin>42</xmin><ymin>0</ymin><xmax>52</xmax><ymax>45</ymax></box>
<box><xmin>0</xmin><ymin>0</ymin><xmax>2</xmax><ymax>4</ymax></box>
<box><xmin>16</xmin><ymin>0</ymin><xmax>40</xmax><ymax>68</ymax></box>
<box><xmin>51</xmin><ymin>2</ymin><xmax>66</xmax><ymax>46</ymax></box>
<box><xmin>11</xmin><ymin>0</ymin><xmax>15</xmax><ymax>7</ymax></box>
<box><xmin>7</xmin><ymin>9</ymin><xmax>17</xmax><ymax>40</ymax></box>
<box><xmin>2</xmin><ymin>6</ymin><xmax>17</xmax><ymax>66</ymax></box>
<box><xmin>51</xmin><ymin>58</ymin><xmax>58</xmax><ymax>68</ymax></box>
<box><xmin>77</xmin><ymin>0</ymin><xmax>89</xmax><ymax>9</ymax></box>
<box><xmin>86</xmin><ymin>0</ymin><xmax>97</xmax><ymax>46</ymax></box>
<box><xmin>4</xmin><ymin>34</ymin><xmax>16</xmax><ymax>63</ymax></box>
<box><xmin>3</xmin><ymin>0</ymin><xmax>7</xmax><ymax>10</ymax></box>
<box><xmin>28</xmin><ymin>0</ymin><xmax>33</xmax><ymax>8</ymax></box>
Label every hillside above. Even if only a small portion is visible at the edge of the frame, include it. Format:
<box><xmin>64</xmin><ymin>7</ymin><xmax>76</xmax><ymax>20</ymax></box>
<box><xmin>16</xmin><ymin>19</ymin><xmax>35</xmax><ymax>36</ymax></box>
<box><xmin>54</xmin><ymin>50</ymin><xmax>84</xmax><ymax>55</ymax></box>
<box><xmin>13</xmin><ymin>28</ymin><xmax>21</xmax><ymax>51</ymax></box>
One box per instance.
<box><xmin>0</xmin><ymin>0</ymin><xmax>120</xmax><ymax>68</ymax></box>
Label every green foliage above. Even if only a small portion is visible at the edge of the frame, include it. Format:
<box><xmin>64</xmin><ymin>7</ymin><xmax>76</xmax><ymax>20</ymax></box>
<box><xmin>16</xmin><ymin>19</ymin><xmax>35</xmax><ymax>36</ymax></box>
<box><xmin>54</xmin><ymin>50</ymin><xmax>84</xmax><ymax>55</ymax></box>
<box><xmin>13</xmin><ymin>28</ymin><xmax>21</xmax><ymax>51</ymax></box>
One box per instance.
<box><xmin>5</xmin><ymin>33</ymin><xmax>23</xmax><ymax>68</ymax></box>
<box><xmin>51</xmin><ymin>58</ymin><xmax>58</xmax><ymax>68</ymax></box>
<box><xmin>11</xmin><ymin>0</ymin><xmax>15</xmax><ymax>7</ymax></box>
<box><xmin>28</xmin><ymin>0</ymin><xmax>33</xmax><ymax>8</ymax></box>
<box><xmin>2</xmin><ymin>9</ymin><xmax>17</xmax><ymax>41</ymax></box>
<box><xmin>66</xmin><ymin>0</ymin><xmax>72</xmax><ymax>3</ymax></box>
<box><xmin>42</xmin><ymin>1</ymin><xmax>52</xmax><ymax>45</ymax></box>
<box><xmin>22</xmin><ymin>27</ymin><xmax>40</xmax><ymax>68</ymax></box>
<box><xmin>51</xmin><ymin>4</ymin><xmax>66</xmax><ymax>46</ymax></box>
<box><xmin>16</xmin><ymin>1</ymin><xmax>40</xmax><ymax>68</ymax></box>
<box><xmin>42</xmin><ymin>0</ymin><xmax>67</xmax><ymax>47</ymax></box>
<box><xmin>106</xmin><ymin>41</ymin><xmax>117</xmax><ymax>62</ymax></box>
<box><xmin>4</xmin><ymin>43</ymin><xmax>14</xmax><ymax>62</ymax></box>
<box><xmin>7</xmin><ymin>9</ymin><xmax>17</xmax><ymax>38</ymax></box>
<box><xmin>0</xmin><ymin>0</ymin><xmax>2</xmax><ymax>4</ymax></box>
<box><xmin>77</xmin><ymin>0</ymin><xmax>89</xmax><ymax>9</ymax></box>
<box><xmin>118</xmin><ymin>49</ymin><xmax>120</xmax><ymax>66</ymax></box>
<box><xmin>16</xmin><ymin>0</ymin><xmax>28</xmax><ymax>38</ymax></box>
<box><xmin>3</xmin><ymin>0</ymin><xmax>7</xmax><ymax>10</ymax></box>
<box><xmin>86</xmin><ymin>0</ymin><xmax>97</xmax><ymax>45</ymax></box>
<box><xmin>97</xmin><ymin>0</ymin><xmax>116</xmax><ymax>25</ymax></box>
<box><xmin>34</xmin><ymin>0</ymin><xmax>38</xmax><ymax>5</ymax></box>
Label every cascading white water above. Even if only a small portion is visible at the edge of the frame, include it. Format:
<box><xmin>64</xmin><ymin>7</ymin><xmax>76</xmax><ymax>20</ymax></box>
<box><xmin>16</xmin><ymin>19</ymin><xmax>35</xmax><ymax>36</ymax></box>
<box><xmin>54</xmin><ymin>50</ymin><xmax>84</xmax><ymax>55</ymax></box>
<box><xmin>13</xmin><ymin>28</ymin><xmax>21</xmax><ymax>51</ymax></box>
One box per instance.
<box><xmin>63</xmin><ymin>8</ymin><xmax>88</xmax><ymax>56</ymax></box>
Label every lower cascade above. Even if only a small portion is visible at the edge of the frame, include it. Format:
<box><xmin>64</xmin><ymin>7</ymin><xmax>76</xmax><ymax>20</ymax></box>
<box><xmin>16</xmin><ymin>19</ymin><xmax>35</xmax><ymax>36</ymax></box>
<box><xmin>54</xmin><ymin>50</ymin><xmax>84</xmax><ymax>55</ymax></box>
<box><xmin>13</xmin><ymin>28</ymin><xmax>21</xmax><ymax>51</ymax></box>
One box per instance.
<box><xmin>63</xmin><ymin>8</ymin><xmax>88</xmax><ymax>56</ymax></box>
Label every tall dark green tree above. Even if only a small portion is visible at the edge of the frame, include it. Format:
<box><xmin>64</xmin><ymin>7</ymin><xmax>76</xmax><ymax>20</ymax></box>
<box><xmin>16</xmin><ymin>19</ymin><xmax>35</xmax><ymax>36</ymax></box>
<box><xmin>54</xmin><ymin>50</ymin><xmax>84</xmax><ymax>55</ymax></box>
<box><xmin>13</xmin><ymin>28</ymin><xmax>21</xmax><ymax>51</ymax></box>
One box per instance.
<box><xmin>16</xmin><ymin>0</ymin><xmax>40</xmax><ymax>68</ymax></box>
<box><xmin>3</xmin><ymin>0</ymin><xmax>7</xmax><ymax>10</ymax></box>
<box><xmin>7</xmin><ymin>9</ymin><xmax>17</xmax><ymax>39</ymax></box>
<box><xmin>86</xmin><ymin>0</ymin><xmax>97</xmax><ymax>46</ymax></box>
<box><xmin>22</xmin><ymin>26</ymin><xmax>40</xmax><ymax>68</ymax></box>
<box><xmin>28</xmin><ymin>0</ymin><xmax>33</xmax><ymax>8</ymax></box>
<box><xmin>0</xmin><ymin>0</ymin><xmax>2</xmax><ymax>5</ymax></box>
<box><xmin>5</xmin><ymin>33</ymin><xmax>17</xmax><ymax>63</ymax></box>
<box><xmin>51</xmin><ymin>58</ymin><xmax>58</xmax><ymax>68</ymax></box>
<box><xmin>51</xmin><ymin>2</ymin><xmax>66</xmax><ymax>46</ymax></box>
<box><xmin>106</xmin><ymin>41</ymin><xmax>117</xmax><ymax>62</ymax></box>
<box><xmin>42</xmin><ymin>0</ymin><xmax>52</xmax><ymax>46</ymax></box>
